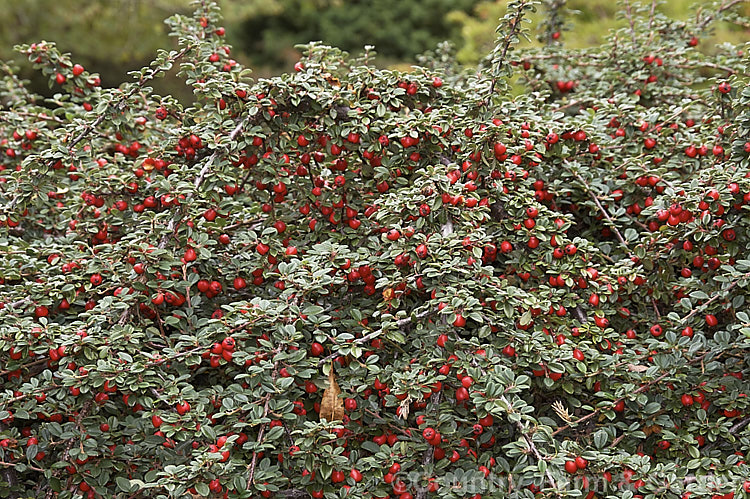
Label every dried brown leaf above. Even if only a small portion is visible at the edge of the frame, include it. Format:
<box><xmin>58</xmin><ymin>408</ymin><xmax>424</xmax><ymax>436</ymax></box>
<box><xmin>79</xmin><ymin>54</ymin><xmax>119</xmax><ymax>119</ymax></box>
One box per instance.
<box><xmin>552</xmin><ymin>400</ymin><xmax>573</xmax><ymax>423</ymax></box>
<box><xmin>627</xmin><ymin>364</ymin><xmax>649</xmax><ymax>373</ymax></box>
<box><xmin>319</xmin><ymin>364</ymin><xmax>344</xmax><ymax>422</ymax></box>
<box><xmin>643</xmin><ymin>424</ymin><xmax>662</xmax><ymax>436</ymax></box>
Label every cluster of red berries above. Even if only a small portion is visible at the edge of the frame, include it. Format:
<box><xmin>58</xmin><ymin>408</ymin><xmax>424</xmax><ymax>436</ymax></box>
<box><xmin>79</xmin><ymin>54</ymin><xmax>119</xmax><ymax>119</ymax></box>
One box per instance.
<box><xmin>175</xmin><ymin>134</ymin><xmax>204</xmax><ymax>159</ymax></box>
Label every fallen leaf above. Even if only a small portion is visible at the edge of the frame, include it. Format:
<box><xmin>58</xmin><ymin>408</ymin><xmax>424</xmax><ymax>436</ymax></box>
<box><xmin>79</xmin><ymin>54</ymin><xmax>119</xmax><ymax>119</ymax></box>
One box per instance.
<box><xmin>643</xmin><ymin>424</ymin><xmax>662</xmax><ymax>436</ymax></box>
<box><xmin>627</xmin><ymin>364</ymin><xmax>649</xmax><ymax>373</ymax></box>
<box><xmin>319</xmin><ymin>364</ymin><xmax>344</xmax><ymax>422</ymax></box>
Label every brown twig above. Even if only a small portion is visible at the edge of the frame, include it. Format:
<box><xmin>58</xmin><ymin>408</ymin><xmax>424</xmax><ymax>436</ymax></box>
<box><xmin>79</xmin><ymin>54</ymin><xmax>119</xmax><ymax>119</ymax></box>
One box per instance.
<box><xmin>247</xmin><ymin>360</ymin><xmax>280</xmax><ymax>489</ymax></box>
<box><xmin>623</xmin><ymin>0</ymin><xmax>638</xmax><ymax>45</ymax></box>
<box><xmin>0</xmin><ymin>461</ymin><xmax>46</xmax><ymax>473</ymax></box>
<box><xmin>696</xmin><ymin>0</ymin><xmax>747</xmax><ymax>31</ymax></box>
<box><xmin>0</xmin><ymin>358</ymin><xmax>47</xmax><ymax>377</ymax></box>
<box><xmin>680</xmin><ymin>277</ymin><xmax>744</xmax><ymax>323</ymax></box>
<box><xmin>193</xmin><ymin>117</ymin><xmax>248</xmax><ymax>189</ymax></box>
<box><xmin>500</xmin><ymin>395</ymin><xmax>560</xmax><ymax>495</ymax></box>
<box><xmin>317</xmin><ymin>308</ymin><xmax>433</xmax><ymax>366</ymax></box>
<box><xmin>651</xmin><ymin>299</ymin><xmax>662</xmax><ymax>320</ymax></box>
<box><xmin>415</xmin><ymin>391</ymin><xmax>442</xmax><ymax>499</ymax></box>
<box><xmin>674</xmin><ymin>61</ymin><xmax>739</xmax><ymax>75</ymax></box>
<box><xmin>702</xmin><ymin>415</ymin><xmax>750</xmax><ymax>452</ymax></box>
<box><xmin>487</xmin><ymin>0</ymin><xmax>532</xmax><ymax>99</ymax></box>
<box><xmin>0</xmin><ymin>423</ymin><xmax>18</xmax><ymax>498</ymax></box>
<box><xmin>552</xmin><ymin>351</ymin><xmax>711</xmax><ymax>436</ymax></box>
<box><xmin>55</xmin><ymin>43</ymin><xmax>195</xmax><ymax>173</ymax></box>
<box><xmin>569</xmin><ymin>168</ymin><xmax>633</xmax><ymax>258</ymax></box>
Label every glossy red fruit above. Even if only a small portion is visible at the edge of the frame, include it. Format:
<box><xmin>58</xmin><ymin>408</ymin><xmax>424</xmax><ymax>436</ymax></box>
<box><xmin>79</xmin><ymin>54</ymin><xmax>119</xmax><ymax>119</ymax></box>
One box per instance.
<box><xmin>209</xmin><ymin>479</ymin><xmax>222</xmax><ymax>493</ymax></box>
<box><xmin>222</xmin><ymin>337</ymin><xmax>235</xmax><ymax>350</ymax></box>
<box><xmin>344</xmin><ymin>398</ymin><xmax>357</xmax><ymax>411</ymax></box>
<box><xmin>331</xmin><ymin>470</ymin><xmax>346</xmax><ymax>484</ymax></box>
<box><xmin>310</xmin><ymin>342</ymin><xmax>324</xmax><ymax>356</ymax></box>
<box><xmin>176</xmin><ymin>401</ymin><xmax>191</xmax><ymax>415</ymax></box>
<box><xmin>589</xmin><ymin>293</ymin><xmax>600</xmax><ymax>306</ymax></box>
<box><xmin>233</xmin><ymin>277</ymin><xmax>246</xmax><ymax>290</ymax></box>
<box><xmin>455</xmin><ymin>387</ymin><xmax>469</xmax><ymax>402</ymax></box>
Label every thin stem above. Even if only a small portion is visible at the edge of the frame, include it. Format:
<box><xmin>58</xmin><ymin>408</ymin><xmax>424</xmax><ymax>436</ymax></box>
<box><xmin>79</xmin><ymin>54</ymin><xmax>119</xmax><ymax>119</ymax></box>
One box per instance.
<box><xmin>680</xmin><ymin>275</ymin><xmax>746</xmax><ymax>323</ymax></box>
<box><xmin>247</xmin><ymin>360</ymin><xmax>280</xmax><ymax>489</ymax></box>
<box><xmin>552</xmin><ymin>351</ymin><xmax>711</xmax><ymax>436</ymax></box>
<box><xmin>500</xmin><ymin>395</ymin><xmax>560</xmax><ymax>494</ymax></box>
<box><xmin>317</xmin><ymin>308</ymin><xmax>433</xmax><ymax>366</ymax></box>
<box><xmin>569</xmin><ymin>167</ymin><xmax>633</xmax><ymax>258</ymax></box>
<box><xmin>623</xmin><ymin>0</ymin><xmax>638</xmax><ymax>45</ymax></box>
<box><xmin>487</xmin><ymin>0</ymin><xmax>531</xmax><ymax>99</ymax></box>
<box><xmin>415</xmin><ymin>391</ymin><xmax>442</xmax><ymax>499</ymax></box>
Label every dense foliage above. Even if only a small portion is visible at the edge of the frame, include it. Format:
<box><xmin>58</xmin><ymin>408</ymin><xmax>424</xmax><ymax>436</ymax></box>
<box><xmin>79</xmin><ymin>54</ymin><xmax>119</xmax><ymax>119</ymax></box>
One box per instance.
<box><xmin>2</xmin><ymin>1</ymin><xmax>750</xmax><ymax>498</ymax></box>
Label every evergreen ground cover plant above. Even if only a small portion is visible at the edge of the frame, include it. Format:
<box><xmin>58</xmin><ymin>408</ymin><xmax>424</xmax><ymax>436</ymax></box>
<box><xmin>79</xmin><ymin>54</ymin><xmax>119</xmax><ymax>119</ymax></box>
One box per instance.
<box><xmin>1</xmin><ymin>0</ymin><xmax>750</xmax><ymax>497</ymax></box>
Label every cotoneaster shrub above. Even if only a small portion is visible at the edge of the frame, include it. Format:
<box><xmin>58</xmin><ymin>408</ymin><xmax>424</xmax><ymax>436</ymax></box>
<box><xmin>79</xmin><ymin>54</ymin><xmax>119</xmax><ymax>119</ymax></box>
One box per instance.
<box><xmin>1</xmin><ymin>1</ymin><xmax>750</xmax><ymax>498</ymax></box>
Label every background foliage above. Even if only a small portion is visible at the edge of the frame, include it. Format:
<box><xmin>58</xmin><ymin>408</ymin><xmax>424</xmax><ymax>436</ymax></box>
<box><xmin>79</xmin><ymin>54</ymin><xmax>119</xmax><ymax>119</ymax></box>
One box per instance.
<box><xmin>2</xmin><ymin>0</ymin><xmax>749</xmax><ymax>99</ymax></box>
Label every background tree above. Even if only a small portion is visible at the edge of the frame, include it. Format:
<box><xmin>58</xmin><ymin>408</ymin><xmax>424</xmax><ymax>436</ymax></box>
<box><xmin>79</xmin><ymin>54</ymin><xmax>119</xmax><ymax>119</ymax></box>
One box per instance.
<box><xmin>3</xmin><ymin>0</ymin><xmax>749</xmax><ymax>99</ymax></box>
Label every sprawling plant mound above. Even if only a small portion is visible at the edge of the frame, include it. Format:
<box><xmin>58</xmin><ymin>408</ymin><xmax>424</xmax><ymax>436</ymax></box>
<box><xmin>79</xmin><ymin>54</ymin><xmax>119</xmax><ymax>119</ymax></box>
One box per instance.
<box><xmin>1</xmin><ymin>1</ymin><xmax>750</xmax><ymax>498</ymax></box>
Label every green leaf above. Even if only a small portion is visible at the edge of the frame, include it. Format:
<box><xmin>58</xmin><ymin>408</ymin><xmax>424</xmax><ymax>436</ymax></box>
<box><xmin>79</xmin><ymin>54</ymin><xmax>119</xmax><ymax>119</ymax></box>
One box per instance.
<box><xmin>593</xmin><ymin>429</ymin><xmax>608</xmax><ymax>449</ymax></box>
<box><xmin>195</xmin><ymin>482</ymin><xmax>210</xmax><ymax>496</ymax></box>
<box><xmin>116</xmin><ymin>477</ymin><xmax>132</xmax><ymax>492</ymax></box>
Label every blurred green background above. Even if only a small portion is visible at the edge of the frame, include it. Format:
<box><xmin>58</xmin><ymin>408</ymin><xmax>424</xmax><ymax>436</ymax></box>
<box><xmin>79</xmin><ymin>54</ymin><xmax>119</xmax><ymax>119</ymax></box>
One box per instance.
<box><xmin>1</xmin><ymin>0</ymin><xmax>748</xmax><ymax>100</ymax></box>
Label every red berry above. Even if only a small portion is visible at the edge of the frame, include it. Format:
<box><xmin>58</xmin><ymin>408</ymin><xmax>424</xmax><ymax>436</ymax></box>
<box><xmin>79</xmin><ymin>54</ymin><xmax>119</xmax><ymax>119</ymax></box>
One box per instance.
<box><xmin>311</xmin><ymin>342</ymin><xmax>324</xmax><ymax>356</ymax></box>
<box><xmin>176</xmin><ymin>401</ymin><xmax>191</xmax><ymax>415</ymax></box>
<box><xmin>344</xmin><ymin>398</ymin><xmax>357</xmax><ymax>411</ymax></box>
